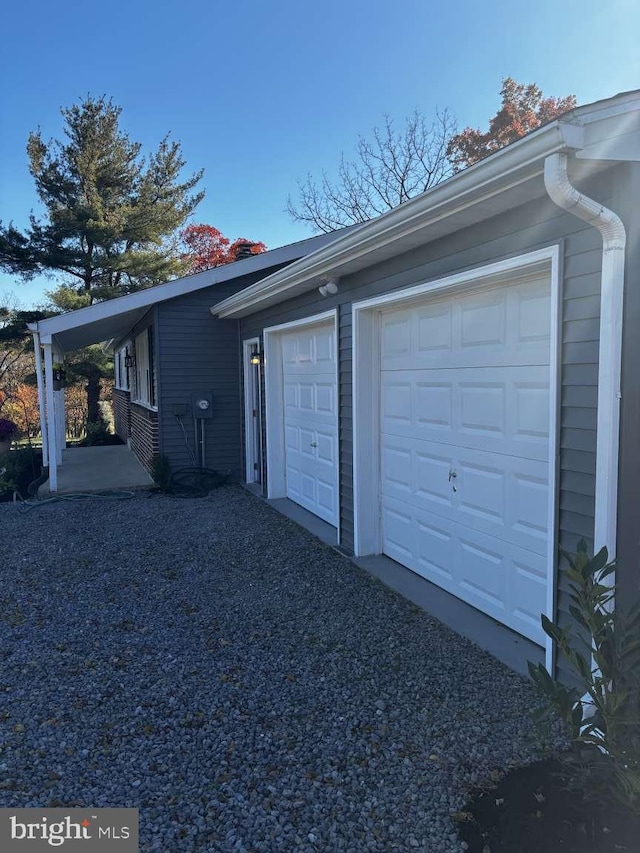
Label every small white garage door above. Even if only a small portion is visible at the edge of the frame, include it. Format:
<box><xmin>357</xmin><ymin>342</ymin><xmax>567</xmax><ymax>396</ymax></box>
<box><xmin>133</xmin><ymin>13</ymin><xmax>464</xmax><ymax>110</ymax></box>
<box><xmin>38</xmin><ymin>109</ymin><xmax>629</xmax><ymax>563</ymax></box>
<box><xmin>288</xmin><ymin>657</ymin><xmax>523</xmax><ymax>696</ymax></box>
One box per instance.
<box><xmin>282</xmin><ymin>322</ymin><xmax>338</xmax><ymax>526</ymax></box>
<box><xmin>379</xmin><ymin>276</ymin><xmax>551</xmax><ymax>644</ymax></box>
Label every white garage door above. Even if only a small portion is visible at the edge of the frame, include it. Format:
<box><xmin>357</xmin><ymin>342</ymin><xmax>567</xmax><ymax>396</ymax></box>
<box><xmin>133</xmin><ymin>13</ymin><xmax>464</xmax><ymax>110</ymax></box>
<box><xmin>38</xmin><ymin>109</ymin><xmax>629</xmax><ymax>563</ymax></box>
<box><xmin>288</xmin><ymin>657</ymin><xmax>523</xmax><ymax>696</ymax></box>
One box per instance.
<box><xmin>380</xmin><ymin>277</ymin><xmax>551</xmax><ymax>644</ymax></box>
<box><xmin>282</xmin><ymin>322</ymin><xmax>338</xmax><ymax>526</ymax></box>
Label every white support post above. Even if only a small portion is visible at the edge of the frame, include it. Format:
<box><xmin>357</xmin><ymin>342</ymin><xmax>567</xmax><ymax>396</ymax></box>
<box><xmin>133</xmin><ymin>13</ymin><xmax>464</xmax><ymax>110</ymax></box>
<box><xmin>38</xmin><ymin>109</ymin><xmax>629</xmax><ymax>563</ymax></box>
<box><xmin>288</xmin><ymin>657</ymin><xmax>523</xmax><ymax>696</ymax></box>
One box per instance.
<box><xmin>32</xmin><ymin>331</ymin><xmax>49</xmax><ymax>467</ymax></box>
<box><xmin>53</xmin><ymin>346</ymin><xmax>66</xmax><ymax>461</ymax></box>
<box><xmin>61</xmin><ymin>386</ymin><xmax>67</xmax><ymax>451</ymax></box>
<box><xmin>54</xmin><ymin>388</ymin><xmax>63</xmax><ymax>465</ymax></box>
<box><xmin>43</xmin><ymin>343</ymin><xmax>58</xmax><ymax>492</ymax></box>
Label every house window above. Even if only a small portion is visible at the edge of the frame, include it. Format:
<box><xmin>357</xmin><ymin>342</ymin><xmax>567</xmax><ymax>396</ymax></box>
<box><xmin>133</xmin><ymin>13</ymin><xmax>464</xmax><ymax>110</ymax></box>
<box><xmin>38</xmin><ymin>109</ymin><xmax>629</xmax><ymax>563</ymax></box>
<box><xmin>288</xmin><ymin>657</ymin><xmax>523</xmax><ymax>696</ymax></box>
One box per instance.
<box><xmin>133</xmin><ymin>328</ymin><xmax>157</xmax><ymax>408</ymax></box>
<box><xmin>114</xmin><ymin>345</ymin><xmax>131</xmax><ymax>392</ymax></box>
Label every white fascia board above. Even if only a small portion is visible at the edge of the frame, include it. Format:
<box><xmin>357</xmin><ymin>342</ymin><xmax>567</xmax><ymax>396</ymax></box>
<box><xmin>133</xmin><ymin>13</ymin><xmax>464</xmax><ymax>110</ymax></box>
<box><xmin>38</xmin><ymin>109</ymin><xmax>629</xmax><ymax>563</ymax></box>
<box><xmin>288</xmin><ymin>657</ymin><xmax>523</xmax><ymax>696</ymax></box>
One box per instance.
<box><xmin>25</xmin><ymin>232</ymin><xmax>344</xmax><ymax>341</ymax></box>
<box><xmin>213</xmin><ymin>121</ymin><xmax>585</xmax><ymax>318</ymax></box>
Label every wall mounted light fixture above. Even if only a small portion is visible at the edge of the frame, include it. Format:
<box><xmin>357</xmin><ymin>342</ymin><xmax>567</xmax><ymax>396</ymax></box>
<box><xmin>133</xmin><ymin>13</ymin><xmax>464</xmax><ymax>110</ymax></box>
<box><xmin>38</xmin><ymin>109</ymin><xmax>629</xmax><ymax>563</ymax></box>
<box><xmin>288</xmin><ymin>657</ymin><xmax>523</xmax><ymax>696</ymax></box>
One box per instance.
<box><xmin>250</xmin><ymin>347</ymin><xmax>262</xmax><ymax>366</ymax></box>
<box><xmin>124</xmin><ymin>352</ymin><xmax>135</xmax><ymax>369</ymax></box>
<box><xmin>318</xmin><ymin>278</ymin><xmax>339</xmax><ymax>297</ymax></box>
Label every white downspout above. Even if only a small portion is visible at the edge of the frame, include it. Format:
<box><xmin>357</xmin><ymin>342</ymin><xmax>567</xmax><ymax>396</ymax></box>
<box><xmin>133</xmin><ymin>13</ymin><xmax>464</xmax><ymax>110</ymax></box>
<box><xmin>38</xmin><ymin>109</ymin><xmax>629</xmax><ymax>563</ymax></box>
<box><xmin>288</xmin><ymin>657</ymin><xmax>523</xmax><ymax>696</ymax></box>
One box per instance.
<box><xmin>544</xmin><ymin>153</ymin><xmax>626</xmax><ymax>712</ymax></box>
<box><xmin>32</xmin><ymin>331</ymin><xmax>49</xmax><ymax>468</ymax></box>
<box><xmin>544</xmin><ymin>153</ymin><xmax>626</xmax><ymax>565</ymax></box>
<box><xmin>43</xmin><ymin>342</ymin><xmax>58</xmax><ymax>492</ymax></box>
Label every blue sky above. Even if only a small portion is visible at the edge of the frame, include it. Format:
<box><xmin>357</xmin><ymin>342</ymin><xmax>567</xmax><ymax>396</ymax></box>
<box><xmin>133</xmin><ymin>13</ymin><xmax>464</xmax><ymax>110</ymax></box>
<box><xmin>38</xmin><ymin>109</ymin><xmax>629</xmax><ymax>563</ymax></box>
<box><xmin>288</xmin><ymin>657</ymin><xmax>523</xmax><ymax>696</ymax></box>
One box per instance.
<box><xmin>1</xmin><ymin>0</ymin><xmax>638</xmax><ymax>308</ymax></box>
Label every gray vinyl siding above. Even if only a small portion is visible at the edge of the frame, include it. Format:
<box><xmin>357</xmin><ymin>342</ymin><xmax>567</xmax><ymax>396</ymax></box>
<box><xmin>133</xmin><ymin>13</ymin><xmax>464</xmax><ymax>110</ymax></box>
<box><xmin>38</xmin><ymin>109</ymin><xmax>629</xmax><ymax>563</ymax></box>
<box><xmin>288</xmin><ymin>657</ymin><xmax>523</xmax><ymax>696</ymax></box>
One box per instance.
<box><xmin>155</xmin><ymin>264</ymin><xmax>293</xmax><ymax>479</ymax></box>
<box><xmin>240</xmin><ymin>165</ymin><xmax>629</xmax><ymax>676</ymax></box>
<box><xmin>157</xmin><ymin>292</ymin><xmax>240</xmax><ymax>477</ymax></box>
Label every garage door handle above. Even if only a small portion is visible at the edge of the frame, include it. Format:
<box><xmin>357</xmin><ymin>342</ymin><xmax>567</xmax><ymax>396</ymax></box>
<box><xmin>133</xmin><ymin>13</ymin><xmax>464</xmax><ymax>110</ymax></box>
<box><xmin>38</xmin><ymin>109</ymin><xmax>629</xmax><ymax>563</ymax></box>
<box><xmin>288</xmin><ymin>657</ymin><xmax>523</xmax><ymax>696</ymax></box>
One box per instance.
<box><xmin>310</xmin><ymin>442</ymin><xmax>318</xmax><ymax>448</ymax></box>
<box><xmin>448</xmin><ymin>469</ymin><xmax>457</xmax><ymax>481</ymax></box>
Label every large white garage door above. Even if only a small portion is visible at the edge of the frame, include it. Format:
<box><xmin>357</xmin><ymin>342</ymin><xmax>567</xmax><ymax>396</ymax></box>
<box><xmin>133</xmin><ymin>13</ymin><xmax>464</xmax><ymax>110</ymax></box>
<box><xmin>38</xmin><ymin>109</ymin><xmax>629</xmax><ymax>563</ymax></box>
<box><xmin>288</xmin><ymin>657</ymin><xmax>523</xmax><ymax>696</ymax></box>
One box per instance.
<box><xmin>380</xmin><ymin>277</ymin><xmax>551</xmax><ymax>644</ymax></box>
<box><xmin>282</xmin><ymin>322</ymin><xmax>338</xmax><ymax>526</ymax></box>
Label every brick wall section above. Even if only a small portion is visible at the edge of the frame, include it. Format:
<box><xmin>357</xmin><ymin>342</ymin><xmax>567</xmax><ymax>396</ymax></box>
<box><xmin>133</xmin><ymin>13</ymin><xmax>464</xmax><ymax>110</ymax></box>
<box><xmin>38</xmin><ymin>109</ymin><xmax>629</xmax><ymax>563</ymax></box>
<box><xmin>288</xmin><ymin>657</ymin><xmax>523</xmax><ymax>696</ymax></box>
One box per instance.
<box><xmin>130</xmin><ymin>403</ymin><xmax>159</xmax><ymax>473</ymax></box>
<box><xmin>113</xmin><ymin>389</ymin><xmax>131</xmax><ymax>443</ymax></box>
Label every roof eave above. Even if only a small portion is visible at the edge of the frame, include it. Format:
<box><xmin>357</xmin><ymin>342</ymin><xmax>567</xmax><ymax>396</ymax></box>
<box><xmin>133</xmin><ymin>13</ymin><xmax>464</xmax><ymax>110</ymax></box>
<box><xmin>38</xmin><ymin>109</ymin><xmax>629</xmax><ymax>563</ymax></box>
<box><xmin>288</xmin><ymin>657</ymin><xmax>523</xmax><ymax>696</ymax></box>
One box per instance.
<box><xmin>212</xmin><ymin>121</ymin><xmax>585</xmax><ymax>319</ymax></box>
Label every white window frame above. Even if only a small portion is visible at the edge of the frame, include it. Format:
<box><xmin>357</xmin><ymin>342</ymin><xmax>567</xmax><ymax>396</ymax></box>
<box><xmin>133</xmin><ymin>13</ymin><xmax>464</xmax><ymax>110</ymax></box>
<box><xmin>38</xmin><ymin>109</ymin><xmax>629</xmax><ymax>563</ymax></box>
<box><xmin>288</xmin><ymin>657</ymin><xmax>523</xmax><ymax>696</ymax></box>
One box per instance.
<box><xmin>114</xmin><ymin>343</ymin><xmax>131</xmax><ymax>392</ymax></box>
<box><xmin>132</xmin><ymin>328</ymin><xmax>157</xmax><ymax>409</ymax></box>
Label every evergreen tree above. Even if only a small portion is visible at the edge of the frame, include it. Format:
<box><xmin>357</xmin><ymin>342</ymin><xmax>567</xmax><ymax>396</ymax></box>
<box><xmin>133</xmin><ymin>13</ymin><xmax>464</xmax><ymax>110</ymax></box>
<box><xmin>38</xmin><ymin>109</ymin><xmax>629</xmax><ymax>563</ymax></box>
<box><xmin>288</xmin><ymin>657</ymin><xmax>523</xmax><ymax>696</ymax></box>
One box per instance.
<box><xmin>0</xmin><ymin>96</ymin><xmax>204</xmax><ymax>428</ymax></box>
<box><xmin>0</xmin><ymin>96</ymin><xmax>204</xmax><ymax>305</ymax></box>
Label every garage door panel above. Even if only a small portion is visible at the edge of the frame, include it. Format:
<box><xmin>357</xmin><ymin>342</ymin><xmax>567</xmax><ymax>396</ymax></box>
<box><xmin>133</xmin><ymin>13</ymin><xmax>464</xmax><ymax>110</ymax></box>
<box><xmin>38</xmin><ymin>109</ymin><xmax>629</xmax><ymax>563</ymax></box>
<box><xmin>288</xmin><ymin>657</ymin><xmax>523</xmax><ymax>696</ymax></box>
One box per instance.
<box><xmin>287</xmin><ymin>426</ymin><xmax>337</xmax><ymax>469</ymax></box>
<box><xmin>459</xmin><ymin>382</ymin><xmax>505</xmax><ymax>437</ymax></box>
<box><xmin>514</xmin><ymin>383</ymin><xmax>550</xmax><ymax>441</ymax></box>
<box><xmin>316</xmin><ymin>479</ymin><xmax>338</xmax><ymax>519</ymax></box>
<box><xmin>381</xmin><ymin>366</ymin><xmax>549</xmax><ymax>460</ymax></box>
<box><xmin>457</xmin><ymin>460</ymin><xmax>505</xmax><ymax>525</ymax></box>
<box><xmin>460</xmin><ymin>290</ymin><xmax>507</xmax><ymax>350</ymax></box>
<box><xmin>283</xmin><ymin>326</ymin><xmax>336</xmax><ymax>375</ymax></box>
<box><xmin>285</xmin><ymin>423</ymin><xmax>300</xmax><ymax>450</ymax></box>
<box><xmin>382</xmin><ymin>496</ymin><xmax>546</xmax><ymax>644</ymax></box>
<box><xmin>414</xmin><ymin>450</ymin><xmax>454</xmax><ymax>507</ymax></box>
<box><xmin>381</xmin><ymin>434</ymin><xmax>548</xmax><ymax>556</ymax></box>
<box><xmin>416</xmin><ymin>302</ymin><xmax>454</xmax><ymax>353</ymax></box>
<box><xmin>282</xmin><ymin>322</ymin><xmax>338</xmax><ymax>526</ymax></box>
<box><xmin>284</xmin><ymin>376</ymin><xmax>336</xmax><ymax>426</ymax></box>
<box><xmin>415</xmin><ymin>519</ymin><xmax>454</xmax><ymax>582</ymax></box>
<box><xmin>458</xmin><ymin>536</ymin><xmax>507</xmax><ymax>609</ymax></box>
<box><xmin>381</xmin><ymin>503</ymin><xmax>415</xmax><ymax>563</ymax></box>
<box><xmin>381</xmin><ymin>276</ymin><xmax>550</xmax><ymax>370</ymax></box>
<box><xmin>378</xmin><ymin>275</ymin><xmax>551</xmax><ymax>646</ymax></box>
<box><xmin>517</xmin><ymin>285</ymin><xmax>552</xmax><ymax>343</ymax></box>
<box><xmin>512</xmin><ymin>473</ymin><xmax>548</xmax><ymax>546</ymax></box>
<box><xmin>415</xmin><ymin>382</ymin><xmax>453</xmax><ymax>430</ymax></box>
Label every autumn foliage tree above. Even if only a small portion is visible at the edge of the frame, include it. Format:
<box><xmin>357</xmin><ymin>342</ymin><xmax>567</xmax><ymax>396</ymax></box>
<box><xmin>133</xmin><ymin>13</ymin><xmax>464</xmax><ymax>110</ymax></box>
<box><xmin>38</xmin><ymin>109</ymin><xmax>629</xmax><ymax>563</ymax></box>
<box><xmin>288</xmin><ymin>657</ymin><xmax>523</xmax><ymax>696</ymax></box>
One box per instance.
<box><xmin>447</xmin><ymin>78</ymin><xmax>577</xmax><ymax>171</ymax></box>
<box><xmin>180</xmin><ymin>224</ymin><xmax>266</xmax><ymax>274</ymax></box>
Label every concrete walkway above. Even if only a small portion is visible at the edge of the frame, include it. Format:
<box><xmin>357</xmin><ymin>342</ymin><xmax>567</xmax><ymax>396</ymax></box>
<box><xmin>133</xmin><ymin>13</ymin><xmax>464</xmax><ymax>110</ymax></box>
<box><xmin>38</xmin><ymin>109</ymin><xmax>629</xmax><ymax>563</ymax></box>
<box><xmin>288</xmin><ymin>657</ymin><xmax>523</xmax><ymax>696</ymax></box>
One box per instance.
<box><xmin>39</xmin><ymin>445</ymin><xmax>153</xmax><ymax>495</ymax></box>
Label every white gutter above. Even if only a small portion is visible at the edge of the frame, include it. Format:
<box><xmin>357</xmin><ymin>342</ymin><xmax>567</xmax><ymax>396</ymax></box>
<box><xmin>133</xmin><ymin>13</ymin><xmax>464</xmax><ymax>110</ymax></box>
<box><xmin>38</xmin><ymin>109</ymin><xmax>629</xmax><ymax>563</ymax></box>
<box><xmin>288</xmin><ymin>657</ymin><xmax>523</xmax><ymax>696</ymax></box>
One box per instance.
<box><xmin>544</xmin><ymin>153</ymin><xmax>626</xmax><ymax>563</ymax></box>
<box><xmin>213</xmin><ymin>121</ymin><xmax>585</xmax><ymax>317</ymax></box>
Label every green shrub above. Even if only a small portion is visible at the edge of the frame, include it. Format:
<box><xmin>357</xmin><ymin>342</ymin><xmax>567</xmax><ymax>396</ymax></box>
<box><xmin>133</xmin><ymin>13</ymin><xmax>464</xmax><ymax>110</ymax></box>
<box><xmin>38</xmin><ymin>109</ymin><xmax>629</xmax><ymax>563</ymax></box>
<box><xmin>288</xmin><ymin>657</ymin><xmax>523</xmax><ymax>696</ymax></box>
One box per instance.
<box><xmin>81</xmin><ymin>421</ymin><xmax>112</xmax><ymax>446</ymax></box>
<box><xmin>529</xmin><ymin>539</ymin><xmax>640</xmax><ymax>812</ymax></box>
<box><xmin>0</xmin><ymin>447</ymin><xmax>42</xmax><ymax>501</ymax></box>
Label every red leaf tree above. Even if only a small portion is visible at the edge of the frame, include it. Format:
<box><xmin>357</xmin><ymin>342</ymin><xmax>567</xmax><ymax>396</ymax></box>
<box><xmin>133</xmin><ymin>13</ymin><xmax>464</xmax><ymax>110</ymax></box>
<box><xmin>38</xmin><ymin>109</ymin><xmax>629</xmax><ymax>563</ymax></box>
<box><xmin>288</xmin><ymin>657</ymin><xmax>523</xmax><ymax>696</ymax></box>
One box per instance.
<box><xmin>180</xmin><ymin>224</ymin><xmax>266</xmax><ymax>273</ymax></box>
<box><xmin>447</xmin><ymin>78</ymin><xmax>577</xmax><ymax>171</ymax></box>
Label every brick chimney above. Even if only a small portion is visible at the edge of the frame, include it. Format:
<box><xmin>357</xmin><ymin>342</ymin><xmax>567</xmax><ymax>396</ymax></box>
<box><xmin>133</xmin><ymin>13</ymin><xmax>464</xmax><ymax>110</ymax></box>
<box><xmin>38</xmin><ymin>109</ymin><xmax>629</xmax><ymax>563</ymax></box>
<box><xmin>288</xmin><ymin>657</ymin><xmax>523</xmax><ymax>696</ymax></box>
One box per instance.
<box><xmin>234</xmin><ymin>241</ymin><xmax>255</xmax><ymax>260</ymax></box>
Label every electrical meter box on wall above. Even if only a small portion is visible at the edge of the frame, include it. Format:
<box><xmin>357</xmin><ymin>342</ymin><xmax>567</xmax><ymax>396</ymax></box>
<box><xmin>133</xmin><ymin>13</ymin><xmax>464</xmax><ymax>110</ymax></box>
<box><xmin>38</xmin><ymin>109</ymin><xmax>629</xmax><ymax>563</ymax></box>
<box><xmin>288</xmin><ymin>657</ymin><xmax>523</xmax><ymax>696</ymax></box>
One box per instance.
<box><xmin>191</xmin><ymin>391</ymin><xmax>213</xmax><ymax>419</ymax></box>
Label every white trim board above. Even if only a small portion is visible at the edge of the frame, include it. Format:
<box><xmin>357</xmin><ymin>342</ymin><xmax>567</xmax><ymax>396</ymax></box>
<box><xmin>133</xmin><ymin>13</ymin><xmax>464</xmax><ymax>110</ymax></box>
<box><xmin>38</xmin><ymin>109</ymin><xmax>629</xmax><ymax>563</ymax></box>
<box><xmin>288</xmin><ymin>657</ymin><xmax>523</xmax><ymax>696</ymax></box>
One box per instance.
<box><xmin>263</xmin><ymin>309</ymin><xmax>340</xmax><ymax>541</ymax></box>
<box><xmin>352</xmin><ymin>247</ymin><xmax>560</xmax><ymax>671</ymax></box>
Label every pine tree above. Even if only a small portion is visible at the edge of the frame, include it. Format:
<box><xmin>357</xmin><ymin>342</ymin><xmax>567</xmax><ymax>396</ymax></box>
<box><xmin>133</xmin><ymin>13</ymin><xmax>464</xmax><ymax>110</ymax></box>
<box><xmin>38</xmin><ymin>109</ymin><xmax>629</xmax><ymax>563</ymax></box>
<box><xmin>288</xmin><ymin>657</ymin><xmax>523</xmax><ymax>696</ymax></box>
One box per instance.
<box><xmin>0</xmin><ymin>96</ymin><xmax>205</xmax><ymax>427</ymax></box>
<box><xmin>0</xmin><ymin>96</ymin><xmax>204</xmax><ymax>305</ymax></box>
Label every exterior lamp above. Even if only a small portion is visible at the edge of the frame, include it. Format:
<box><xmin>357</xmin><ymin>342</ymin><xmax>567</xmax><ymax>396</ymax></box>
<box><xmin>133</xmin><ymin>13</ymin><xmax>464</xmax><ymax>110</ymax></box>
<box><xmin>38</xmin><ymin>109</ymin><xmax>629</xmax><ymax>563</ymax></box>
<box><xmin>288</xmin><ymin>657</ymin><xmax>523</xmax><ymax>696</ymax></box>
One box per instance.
<box><xmin>318</xmin><ymin>277</ymin><xmax>339</xmax><ymax>297</ymax></box>
<box><xmin>250</xmin><ymin>348</ymin><xmax>262</xmax><ymax>366</ymax></box>
<box><xmin>124</xmin><ymin>352</ymin><xmax>135</xmax><ymax>369</ymax></box>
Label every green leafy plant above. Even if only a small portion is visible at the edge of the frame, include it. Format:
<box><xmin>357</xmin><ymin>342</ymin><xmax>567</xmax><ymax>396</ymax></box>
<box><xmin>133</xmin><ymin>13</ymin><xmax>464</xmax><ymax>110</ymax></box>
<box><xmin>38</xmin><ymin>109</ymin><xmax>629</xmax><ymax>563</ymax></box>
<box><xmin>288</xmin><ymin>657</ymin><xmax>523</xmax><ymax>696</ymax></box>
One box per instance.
<box><xmin>0</xmin><ymin>465</ymin><xmax>16</xmax><ymax>496</ymax></box>
<box><xmin>80</xmin><ymin>420</ymin><xmax>112</xmax><ymax>446</ymax></box>
<box><xmin>528</xmin><ymin>539</ymin><xmax>640</xmax><ymax>812</ymax></box>
<box><xmin>0</xmin><ymin>446</ymin><xmax>41</xmax><ymax>501</ymax></box>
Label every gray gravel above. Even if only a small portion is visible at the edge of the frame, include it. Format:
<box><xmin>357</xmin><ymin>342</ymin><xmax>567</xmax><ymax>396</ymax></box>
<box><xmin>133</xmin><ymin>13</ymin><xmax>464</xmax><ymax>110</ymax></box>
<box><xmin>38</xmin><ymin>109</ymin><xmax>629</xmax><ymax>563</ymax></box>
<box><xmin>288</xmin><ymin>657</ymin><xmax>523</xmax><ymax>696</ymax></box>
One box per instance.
<box><xmin>0</xmin><ymin>487</ymin><xmax>563</xmax><ymax>852</ymax></box>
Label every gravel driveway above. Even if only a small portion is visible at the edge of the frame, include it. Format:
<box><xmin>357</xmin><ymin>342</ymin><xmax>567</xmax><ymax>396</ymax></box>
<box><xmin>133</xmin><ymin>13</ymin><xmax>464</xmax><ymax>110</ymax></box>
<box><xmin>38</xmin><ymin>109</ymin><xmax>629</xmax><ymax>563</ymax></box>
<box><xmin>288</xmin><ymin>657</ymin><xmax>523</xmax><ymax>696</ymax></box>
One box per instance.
<box><xmin>0</xmin><ymin>487</ymin><xmax>558</xmax><ymax>852</ymax></box>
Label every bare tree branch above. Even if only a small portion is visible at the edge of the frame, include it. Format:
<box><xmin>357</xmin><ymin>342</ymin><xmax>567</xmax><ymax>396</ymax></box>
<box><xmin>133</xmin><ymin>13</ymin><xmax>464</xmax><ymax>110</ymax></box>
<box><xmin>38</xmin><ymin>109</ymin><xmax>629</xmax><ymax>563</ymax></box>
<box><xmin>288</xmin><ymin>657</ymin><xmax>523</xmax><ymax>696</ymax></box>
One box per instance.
<box><xmin>287</xmin><ymin>109</ymin><xmax>456</xmax><ymax>232</ymax></box>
